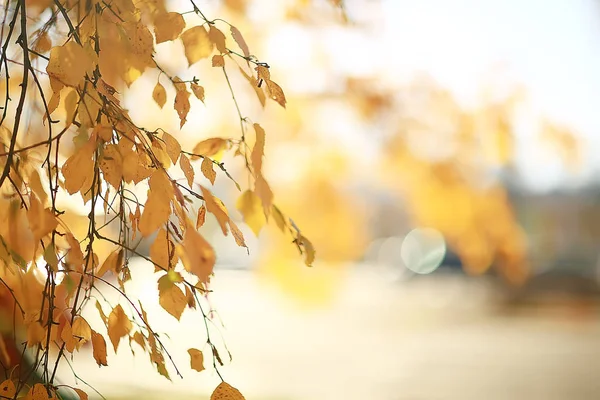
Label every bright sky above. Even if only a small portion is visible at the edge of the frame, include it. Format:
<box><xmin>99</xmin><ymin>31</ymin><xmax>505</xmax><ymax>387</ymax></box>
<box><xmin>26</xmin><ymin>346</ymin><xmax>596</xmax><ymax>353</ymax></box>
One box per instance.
<box><xmin>379</xmin><ymin>0</ymin><xmax>600</xmax><ymax>191</ymax></box>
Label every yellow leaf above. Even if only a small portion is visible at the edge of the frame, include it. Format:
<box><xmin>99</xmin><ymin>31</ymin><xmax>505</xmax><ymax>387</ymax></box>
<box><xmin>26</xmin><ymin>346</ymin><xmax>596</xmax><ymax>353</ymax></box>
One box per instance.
<box><xmin>255</xmin><ymin>175</ymin><xmax>273</xmax><ymax>216</ymax></box>
<box><xmin>239</xmin><ymin>66</ymin><xmax>265</xmax><ymax>107</ymax></box>
<box><xmin>152</xmin><ymin>81</ymin><xmax>167</xmax><ymax>109</ymax></box>
<box><xmin>27</xmin><ymin>383</ymin><xmax>49</xmax><ymax>400</ymax></box>
<box><xmin>61</xmin><ymin>319</ymin><xmax>77</xmax><ymax>353</ymax></box>
<box><xmin>94</xmin><ymin>123</ymin><xmax>113</xmax><ymax>142</ymax></box>
<box><xmin>73</xmin><ymin>388</ymin><xmax>89</xmax><ymax>400</ymax></box>
<box><xmin>212</xmin><ymin>54</ymin><xmax>224</xmax><ymax>67</ymax></box>
<box><xmin>91</xmin><ymin>330</ymin><xmax>108</xmax><ymax>366</ymax></box>
<box><xmin>150</xmin><ymin>228</ymin><xmax>175</xmax><ymax>271</ymax></box>
<box><xmin>185</xmin><ymin>285</ymin><xmax>196</xmax><ymax>308</ymax></box>
<box><xmin>201</xmin><ymin>157</ymin><xmax>216</xmax><ymax>184</ymax></box>
<box><xmin>208</xmin><ymin>26</ymin><xmax>227</xmax><ymax>53</ymax></box>
<box><xmin>251</xmin><ymin>123</ymin><xmax>265</xmax><ymax>176</ymax></box>
<box><xmin>27</xmin><ymin>193</ymin><xmax>57</xmax><ymax>241</ymax></box>
<box><xmin>0</xmin><ymin>379</ymin><xmax>16</xmax><ymax>398</ymax></box>
<box><xmin>266</xmin><ymin>80</ymin><xmax>287</xmax><ymax>108</ymax></box>
<box><xmin>236</xmin><ymin>190</ymin><xmax>265</xmax><ymax>236</ymax></box>
<box><xmin>97</xmin><ymin>249</ymin><xmax>124</xmax><ymax>277</ymax></box>
<box><xmin>180</xmin><ymin>26</ymin><xmax>213</xmax><ymax>66</ymax></box>
<box><xmin>229</xmin><ymin>220</ymin><xmax>247</xmax><ymax>248</ymax></box>
<box><xmin>107</xmin><ymin>304</ymin><xmax>132</xmax><ymax>352</ymax></box>
<box><xmin>35</xmin><ymin>31</ymin><xmax>52</xmax><ymax>54</ymax></box>
<box><xmin>173</xmin><ymin>77</ymin><xmax>191</xmax><ymax>128</ymax></box>
<box><xmin>255</xmin><ymin>65</ymin><xmax>270</xmax><ymax>81</ymax></box>
<box><xmin>65</xmin><ymin>232</ymin><xmax>84</xmax><ymax>270</ymax></box>
<box><xmin>271</xmin><ymin>205</ymin><xmax>287</xmax><ymax>231</ymax></box>
<box><xmin>200</xmin><ymin>186</ymin><xmax>230</xmax><ymax>235</ymax></box>
<box><xmin>179</xmin><ymin>154</ymin><xmax>195</xmax><ymax>187</ymax></box>
<box><xmin>154</xmin><ymin>12</ymin><xmax>186</xmax><ymax>44</ymax></box>
<box><xmin>210</xmin><ymin>382</ymin><xmax>246</xmax><ymax>400</ymax></box>
<box><xmin>62</xmin><ymin>138</ymin><xmax>95</xmax><ymax>195</ymax></box>
<box><xmin>180</xmin><ymin>219</ymin><xmax>215</xmax><ymax>284</ymax></box>
<box><xmin>28</xmin><ymin>169</ymin><xmax>48</xmax><ymax>206</ymax></box>
<box><xmin>230</xmin><ymin>26</ymin><xmax>250</xmax><ymax>59</ymax></box>
<box><xmin>138</xmin><ymin>171</ymin><xmax>174</xmax><ymax>236</ymax></box>
<box><xmin>157</xmin><ymin>273</ymin><xmax>187</xmax><ymax>320</ymax></box>
<box><xmin>27</xmin><ymin>321</ymin><xmax>45</xmax><ymax>347</ymax></box>
<box><xmin>72</xmin><ymin>317</ymin><xmax>92</xmax><ymax>350</ymax></box>
<box><xmin>191</xmin><ymin>138</ymin><xmax>228</xmax><ymax>159</ymax></box>
<box><xmin>187</xmin><ymin>348</ymin><xmax>205</xmax><ymax>372</ymax></box>
<box><xmin>99</xmin><ymin>144</ymin><xmax>123</xmax><ymax>189</ymax></box>
<box><xmin>298</xmin><ymin>234</ymin><xmax>316</xmax><ymax>267</ymax></box>
<box><xmin>47</xmin><ymin>42</ymin><xmax>95</xmax><ymax>87</ymax></box>
<box><xmin>196</xmin><ymin>205</ymin><xmax>206</xmax><ymax>228</ymax></box>
<box><xmin>162</xmin><ymin>132</ymin><xmax>181</xmax><ymax>164</ymax></box>
<box><xmin>190</xmin><ymin>83</ymin><xmax>205</xmax><ymax>102</ymax></box>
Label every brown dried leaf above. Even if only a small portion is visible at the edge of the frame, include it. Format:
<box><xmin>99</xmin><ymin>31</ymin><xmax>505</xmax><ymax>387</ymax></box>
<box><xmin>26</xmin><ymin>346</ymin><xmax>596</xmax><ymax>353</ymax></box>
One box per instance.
<box><xmin>210</xmin><ymin>382</ymin><xmax>246</xmax><ymax>400</ymax></box>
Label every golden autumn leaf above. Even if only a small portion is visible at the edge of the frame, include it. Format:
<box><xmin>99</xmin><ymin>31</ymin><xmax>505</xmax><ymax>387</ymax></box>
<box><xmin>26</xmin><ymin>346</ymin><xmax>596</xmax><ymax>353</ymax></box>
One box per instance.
<box><xmin>154</xmin><ymin>12</ymin><xmax>186</xmax><ymax>44</ymax></box>
<box><xmin>46</xmin><ymin>42</ymin><xmax>95</xmax><ymax>87</ymax></box>
<box><xmin>179</xmin><ymin>219</ymin><xmax>215</xmax><ymax>284</ymax></box>
<box><xmin>28</xmin><ymin>169</ymin><xmax>48</xmax><ymax>206</ymax></box>
<box><xmin>298</xmin><ymin>234</ymin><xmax>316</xmax><ymax>267</ymax></box>
<box><xmin>255</xmin><ymin>174</ymin><xmax>273</xmax><ymax>216</ymax></box>
<box><xmin>107</xmin><ymin>304</ymin><xmax>132</xmax><ymax>352</ymax></box>
<box><xmin>72</xmin><ymin>317</ymin><xmax>92</xmax><ymax>350</ymax></box>
<box><xmin>27</xmin><ymin>193</ymin><xmax>57</xmax><ymax>241</ymax></box>
<box><xmin>91</xmin><ymin>330</ymin><xmax>108</xmax><ymax>366</ymax></box>
<box><xmin>180</xmin><ymin>26</ymin><xmax>213</xmax><ymax>65</ymax></box>
<box><xmin>62</xmin><ymin>137</ymin><xmax>95</xmax><ymax>195</ymax></box>
<box><xmin>200</xmin><ymin>186</ymin><xmax>230</xmax><ymax>235</ymax></box>
<box><xmin>157</xmin><ymin>272</ymin><xmax>187</xmax><ymax>320</ymax></box>
<box><xmin>27</xmin><ymin>321</ymin><xmax>45</xmax><ymax>347</ymax></box>
<box><xmin>196</xmin><ymin>205</ymin><xmax>206</xmax><ymax>228</ymax></box>
<box><xmin>187</xmin><ymin>348</ymin><xmax>205</xmax><ymax>372</ymax></box>
<box><xmin>34</xmin><ymin>31</ymin><xmax>52</xmax><ymax>54</ymax></box>
<box><xmin>201</xmin><ymin>157</ymin><xmax>216</xmax><ymax>184</ymax></box>
<box><xmin>266</xmin><ymin>80</ymin><xmax>287</xmax><ymax>108</ymax></box>
<box><xmin>212</xmin><ymin>54</ymin><xmax>225</xmax><ymax>67</ymax></box>
<box><xmin>229</xmin><ymin>220</ymin><xmax>247</xmax><ymax>248</ymax></box>
<box><xmin>191</xmin><ymin>138</ymin><xmax>228</xmax><ymax>159</ymax></box>
<box><xmin>179</xmin><ymin>154</ymin><xmax>195</xmax><ymax>187</ymax></box>
<box><xmin>230</xmin><ymin>26</ymin><xmax>250</xmax><ymax>59</ymax></box>
<box><xmin>208</xmin><ymin>25</ymin><xmax>227</xmax><ymax>53</ymax></box>
<box><xmin>150</xmin><ymin>228</ymin><xmax>175</xmax><ymax>271</ymax></box>
<box><xmin>99</xmin><ymin>144</ymin><xmax>124</xmax><ymax>189</ymax></box>
<box><xmin>251</xmin><ymin>123</ymin><xmax>265</xmax><ymax>176</ymax></box>
<box><xmin>173</xmin><ymin>77</ymin><xmax>191</xmax><ymax>128</ymax></box>
<box><xmin>152</xmin><ymin>81</ymin><xmax>167</xmax><ymax>109</ymax></box>
<box><xmin>271</xmin><ymin>204</ymin><xmax>287</xmax><ymax>231</ymax></box>
<box><xmin>0</xmin><ymin>379</ymin><xmax>16</xmax><ymax>398</ymax></box>
<box><xmin>190</xmin><ymin>83</ymin><xmax>205</xmax><ymax>102</ymax></box>
<box><xmin>73</xmin><ymin>388</ymin><xmax>89</xmax><ymax>400</ymax></box>
<box><xmin>210</xmin><ymin>382</ymin><xmax>246</xmax><ymax>400</ymax></box>
<box><xmin>236</xmin><ymin>190</ymin><xmax>265</xmax><ymax>236</ymax></box>
<box><xmin>139</xmin><ymin>171</ymin><xmax>174</xmax><ymax>236</ymax></box>
<box><xmin>26</xmin><ymin>383</ymin><xmax>49</xmax><ymax>400</ymax></box>
<box><xmin>97</xmin><ymin>249</ymin><xmax>124</xmax><ymax>277</ymax></box>
<box><xmin>162</xmin><ymin>132</ymin><xmax>181</xmax><ymax>164</ymax></box>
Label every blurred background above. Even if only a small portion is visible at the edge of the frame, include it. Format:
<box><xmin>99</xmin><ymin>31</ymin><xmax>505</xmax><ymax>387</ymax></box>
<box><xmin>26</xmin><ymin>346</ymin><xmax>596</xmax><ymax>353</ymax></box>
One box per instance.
<box><xmin>62</xmin><ymin>0</ymin><xmax>600</xmax><ymax>398</ymax></box>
